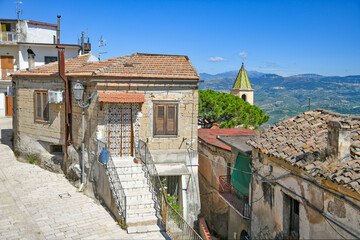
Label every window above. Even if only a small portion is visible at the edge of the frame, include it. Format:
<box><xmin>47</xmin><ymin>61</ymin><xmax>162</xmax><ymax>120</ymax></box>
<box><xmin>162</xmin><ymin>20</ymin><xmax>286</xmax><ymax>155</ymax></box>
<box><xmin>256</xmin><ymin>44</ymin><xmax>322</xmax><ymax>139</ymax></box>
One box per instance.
<box><xmin>51</xmin><ymin>145</ymin><xmax>63</xmax><ymax>153</ymax></box>
<box><xmin>45</xmin><ymin>56</ymin><xmax>58</xmax><ymax>64</ymax></box>
<box><xmin>154</xmin><ymin>103</ymin><xmax>178</xmax><ymax>136</ymax></box>
<box><xmin>34</xmin><ymin>90</ymin><xmax>49</xmax><ymax>122</ymax></box>
<box><xmin>241</xmin><ymin>94</ymin><xmax>247</xmax><ymax>101</ymax></box>
<box><xmin>1</xmin><ymin>23</ymin><xmax>11</xmax><ymax>32</ymax></box>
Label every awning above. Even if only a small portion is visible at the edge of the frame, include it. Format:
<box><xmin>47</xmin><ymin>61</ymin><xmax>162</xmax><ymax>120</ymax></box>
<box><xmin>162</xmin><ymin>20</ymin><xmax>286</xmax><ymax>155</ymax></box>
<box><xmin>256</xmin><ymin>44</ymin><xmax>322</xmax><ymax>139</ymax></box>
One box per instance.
<box><xmin>155</xmin><ymin>163</ymin><xmax>190</xmax><ymax>176</ymax></box>
<box><xmin>98</xmin><ymin>92</ymin><xmax>145</xmax><ymax>103</ymax></box>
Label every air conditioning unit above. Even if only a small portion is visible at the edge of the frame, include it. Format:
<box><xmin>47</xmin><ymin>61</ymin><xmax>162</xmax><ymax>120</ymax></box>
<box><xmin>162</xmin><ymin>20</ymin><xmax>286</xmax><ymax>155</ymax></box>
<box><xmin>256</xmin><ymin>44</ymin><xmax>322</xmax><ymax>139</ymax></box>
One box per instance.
<box><xmin>48</xmin><ymin>90</ymin><xmax>64</xmax><ymax>104</ymax></box>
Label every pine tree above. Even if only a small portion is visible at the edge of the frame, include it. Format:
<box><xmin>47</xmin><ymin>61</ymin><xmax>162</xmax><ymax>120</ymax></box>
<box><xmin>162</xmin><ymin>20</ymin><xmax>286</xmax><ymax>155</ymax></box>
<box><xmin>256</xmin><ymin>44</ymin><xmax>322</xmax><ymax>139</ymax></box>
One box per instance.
<box><xmin>199</xmin><ymin>89</ymin><xmax>269</xmax><ymax>129</ymax></box>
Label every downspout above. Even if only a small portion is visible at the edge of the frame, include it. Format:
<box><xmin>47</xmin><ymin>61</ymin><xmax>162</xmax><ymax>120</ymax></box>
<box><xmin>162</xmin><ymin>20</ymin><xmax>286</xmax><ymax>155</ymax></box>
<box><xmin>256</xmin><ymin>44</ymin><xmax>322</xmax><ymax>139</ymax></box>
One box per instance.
<box><xmin>57</xmin><ymin>45</ymin><xmax>72</xmax><ymax>172</ymax></box>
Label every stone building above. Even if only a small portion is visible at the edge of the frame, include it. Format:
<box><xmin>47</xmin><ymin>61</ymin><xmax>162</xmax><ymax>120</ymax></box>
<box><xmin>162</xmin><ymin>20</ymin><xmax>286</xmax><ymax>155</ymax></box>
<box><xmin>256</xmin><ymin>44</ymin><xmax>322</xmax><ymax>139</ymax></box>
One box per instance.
<box><xmin>0</xmin><ymin>17</ymin><xmax>80</xmax><ymax>117</ymax></box>
<box><xmin>198</xmin><ymin>128</ymin><xmax>254</xmax><ymax>239</ymax></box>
<box><xmin>11</xmin><ymin>51</ymin><xmax>201</xmax><ymax>229</ymax></box>
<box><xmin>247</xmin><ymin>109</ymin><xmax>360</xmax><ymax>239</ymax></box>
<box><xmin>230</xmin><ymin>62</ymin><xmax>253</xmax><ymax>105</ymax></box>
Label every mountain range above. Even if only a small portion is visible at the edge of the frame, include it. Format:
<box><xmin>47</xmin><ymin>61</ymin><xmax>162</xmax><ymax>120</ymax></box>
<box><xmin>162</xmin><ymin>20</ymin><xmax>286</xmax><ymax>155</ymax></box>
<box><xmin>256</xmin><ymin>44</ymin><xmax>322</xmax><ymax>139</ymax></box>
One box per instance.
<box><xmin>199</xmin><ymin>71</ymin><xmax>360</xmax><ymax>126</ymax></box>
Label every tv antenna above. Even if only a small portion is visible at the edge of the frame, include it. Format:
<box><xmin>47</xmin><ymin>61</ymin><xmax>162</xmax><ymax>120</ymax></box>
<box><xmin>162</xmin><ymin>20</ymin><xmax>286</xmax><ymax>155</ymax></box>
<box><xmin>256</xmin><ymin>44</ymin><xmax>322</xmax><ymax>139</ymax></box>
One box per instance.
<box><xmin>16</xmin><ymin>1</ymin><xmax>23</xmax><ymax>22</ymax></box>
<box><xmin>98</xmin><ymin>36</ymin><xmax>107</xmax><ymax>61</ymax></box>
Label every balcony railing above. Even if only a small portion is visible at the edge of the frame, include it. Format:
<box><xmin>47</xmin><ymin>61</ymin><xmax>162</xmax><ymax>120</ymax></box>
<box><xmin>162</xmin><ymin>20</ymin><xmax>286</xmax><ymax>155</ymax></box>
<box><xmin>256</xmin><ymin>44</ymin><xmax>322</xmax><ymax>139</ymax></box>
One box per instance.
<box><xmin>0</xmin><ymin>32</ymin><xmax>17</xmax><ymax>43</ymax></box>
<box><xmin>219</xmin><ymin>175</ymin><xmax>250</xmax><ymax>219</ymax></box>
<box><xmin>138</xmin><ymin>139</ymin><xmax>203</xmax><ymax>240</ymax></box>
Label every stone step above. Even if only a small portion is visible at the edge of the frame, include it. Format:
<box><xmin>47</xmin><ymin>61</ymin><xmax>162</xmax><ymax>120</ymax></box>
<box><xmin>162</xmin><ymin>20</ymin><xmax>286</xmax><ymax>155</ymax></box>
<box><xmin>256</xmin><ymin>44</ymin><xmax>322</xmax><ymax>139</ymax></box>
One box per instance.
<box><xmin>126</xmin><ymin>192</ymin><xmax>153</xmax><ymax>202</ymax></box>
<box><xmin>126</xmin><ymin>200</ymin><xmax>154</xmax><ymax>210</ymax></box>
<box><xmin>126</xmin><ymin>208</ymin><xmax>156</xmax><ymax>218</ymax></box>
<box><xmin>116</xmin><ymin>166</ymin><xmax>143</xmax><ymax>174</ymax></box>
<box><xmin>126</xmin><ymin>215</ymin><xmax>158</xmax><ymax>227</ymax></box>
<box><xmin>123</xmin><ymin>186</ymin><xmax>151</xmax><ymax>193</ymax></box>
<box><xmin>117</xmin><ymin>172</ymin><xmax>145</xmax><ymax>179</ymax></box>
<box><xmin>127</xmin><ymin>224</ymin><xmax>162</xmax><ymax>233</ymax></box>
<box><xmin>121</xmin><ymin>181</ymin><xmax>150</xmax><ymax>189</ymax></box>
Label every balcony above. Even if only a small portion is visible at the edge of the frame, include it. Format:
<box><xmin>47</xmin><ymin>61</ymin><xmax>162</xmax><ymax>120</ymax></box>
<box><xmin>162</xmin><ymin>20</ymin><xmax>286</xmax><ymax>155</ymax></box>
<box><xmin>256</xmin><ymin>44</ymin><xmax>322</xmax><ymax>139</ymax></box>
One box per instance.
<box><xmin>219</xmin><ymin>175</ymin><xmax>250</xmax><ymax>218</ymax></box>
<box><xmin>0</xmin><ymin>32</ymin><xmax>17</xmax><ymax>43</ymax></box>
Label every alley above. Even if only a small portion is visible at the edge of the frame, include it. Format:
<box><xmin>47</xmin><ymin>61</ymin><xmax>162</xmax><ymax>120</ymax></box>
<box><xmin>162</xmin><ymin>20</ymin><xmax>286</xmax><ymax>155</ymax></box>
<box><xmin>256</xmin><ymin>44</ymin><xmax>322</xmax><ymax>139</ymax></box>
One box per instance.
<box><xmin>0</xmin><ymin>117</ymin><xmax>166</xmax><ymax>239</ymax></box>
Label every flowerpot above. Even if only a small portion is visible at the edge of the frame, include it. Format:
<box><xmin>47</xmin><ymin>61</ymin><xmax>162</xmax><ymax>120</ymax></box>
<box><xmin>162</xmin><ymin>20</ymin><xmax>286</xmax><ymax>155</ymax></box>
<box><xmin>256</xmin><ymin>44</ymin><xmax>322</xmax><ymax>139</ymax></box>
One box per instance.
<box><xmin>134</xmin><ymin>157</ymin><xmax>142</xmax><ymax>164</ymax></box>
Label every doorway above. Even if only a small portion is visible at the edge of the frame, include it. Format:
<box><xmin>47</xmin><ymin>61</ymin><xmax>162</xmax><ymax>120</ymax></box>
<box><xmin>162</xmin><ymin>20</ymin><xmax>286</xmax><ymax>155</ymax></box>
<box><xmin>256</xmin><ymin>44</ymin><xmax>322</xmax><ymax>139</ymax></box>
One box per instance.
<box><xmin>105</xmin><ymin>103</ymin><xmax>138</xmax><ymax>157</ymax></box>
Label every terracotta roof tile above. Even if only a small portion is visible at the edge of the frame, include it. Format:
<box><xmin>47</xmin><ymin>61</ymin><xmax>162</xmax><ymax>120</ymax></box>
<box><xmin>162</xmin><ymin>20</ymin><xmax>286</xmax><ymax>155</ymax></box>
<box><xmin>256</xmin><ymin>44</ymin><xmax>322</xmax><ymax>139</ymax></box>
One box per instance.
<box><xmin>199</xmin><ymin>128</ymin><xmax>254</xmax><ymax>151</ymax></box>
<box><xmin>13</xmin><ymin>53</ymin><xmax>200</xmax><ymax>80</ymax></box>
<box><xmin>248</xmin><ymin>109</ymin><xmax>360</xmax><ymax>193</ymax></box>
<box><xmin>98</xmin><ymin>93</ymin><xmax>145</xmax><ymax>103</ymax></box>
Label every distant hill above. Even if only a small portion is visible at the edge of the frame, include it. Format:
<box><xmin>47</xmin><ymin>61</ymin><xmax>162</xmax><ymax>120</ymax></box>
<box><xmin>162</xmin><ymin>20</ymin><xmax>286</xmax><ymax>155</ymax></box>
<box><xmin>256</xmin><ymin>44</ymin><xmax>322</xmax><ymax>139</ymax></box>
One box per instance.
<box><xmin>200</xmin><ymin>71</ymin><xmax>360</xmax><ymax>126</ymax></box>
<box><xmin>199</xmin><ymin>70</ymin><xmax>265</xmax><ymax>80</ymax></box>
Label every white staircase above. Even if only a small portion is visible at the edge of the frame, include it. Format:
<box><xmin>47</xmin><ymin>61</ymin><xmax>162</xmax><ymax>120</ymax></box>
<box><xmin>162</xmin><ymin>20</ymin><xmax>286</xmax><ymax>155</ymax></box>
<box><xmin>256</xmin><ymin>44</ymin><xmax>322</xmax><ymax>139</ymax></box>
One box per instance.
<box><xmin>112</xmin><ymin>157</ymin><xmax>161</xmax><ymax>234</ymax></box>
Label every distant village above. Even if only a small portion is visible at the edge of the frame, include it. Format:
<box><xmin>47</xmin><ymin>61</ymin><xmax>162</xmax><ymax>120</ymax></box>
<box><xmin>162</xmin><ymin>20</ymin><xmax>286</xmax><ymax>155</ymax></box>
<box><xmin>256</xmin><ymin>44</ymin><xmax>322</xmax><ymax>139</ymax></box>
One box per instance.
<box><xmin>0</xmin><ymin>8</ymin><xmax>359</xmax><ymax>240</ymax></box>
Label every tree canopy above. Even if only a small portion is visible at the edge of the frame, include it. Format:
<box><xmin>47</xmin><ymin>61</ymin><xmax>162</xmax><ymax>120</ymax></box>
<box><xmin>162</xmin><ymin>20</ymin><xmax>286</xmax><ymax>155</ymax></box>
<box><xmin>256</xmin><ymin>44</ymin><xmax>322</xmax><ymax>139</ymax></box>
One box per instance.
<box><xmin>199</xmin><ymin>89</ymin><xmax>269</xmax><ymax>129</ymax></box>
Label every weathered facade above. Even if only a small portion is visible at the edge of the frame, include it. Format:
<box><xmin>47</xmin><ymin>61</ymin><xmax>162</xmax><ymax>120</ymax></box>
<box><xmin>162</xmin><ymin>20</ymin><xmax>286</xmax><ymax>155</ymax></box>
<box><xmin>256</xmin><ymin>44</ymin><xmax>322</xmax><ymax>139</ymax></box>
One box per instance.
<box><xmin>248</xmin><ymin>109</ymin><xmax>360</xmax><ymax>239</ymax></box>
<box><xmin>0</xmin><ymin>18</ymin><xmax>80</xmax><ymax>117</ymax></box>
<box><xmin>12</xmin><ymin>52</ymin><xmax>201</xmax><ymax>226</ymax></box>
<box><xmin>198</xmin><ymin>128</ymin><xmax>254</xmax><ymax>239</ymax></box>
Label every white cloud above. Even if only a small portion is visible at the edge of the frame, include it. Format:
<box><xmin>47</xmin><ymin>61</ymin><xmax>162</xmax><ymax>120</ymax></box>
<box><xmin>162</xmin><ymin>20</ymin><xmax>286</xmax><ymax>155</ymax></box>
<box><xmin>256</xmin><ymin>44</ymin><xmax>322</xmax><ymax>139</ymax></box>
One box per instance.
<box><xmin>208</xmin><ymin>56</ymin><xmax>226</xmax><ymax>62</ymax></box>
<box><xmin>239</xmin><ymin>51</ymin><xmax>248</xmax><ymax>59</ymax></box>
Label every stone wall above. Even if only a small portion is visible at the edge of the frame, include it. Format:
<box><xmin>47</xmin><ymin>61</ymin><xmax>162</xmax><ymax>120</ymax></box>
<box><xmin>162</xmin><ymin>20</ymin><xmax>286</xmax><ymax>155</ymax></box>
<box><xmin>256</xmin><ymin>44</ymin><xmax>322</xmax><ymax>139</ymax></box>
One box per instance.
<box><xmin>251</xmin><ymin>148</ymin><xmax>360</xmax><ymax>239</ymax></box>
<box><xmin>12</xmin><ymin>76</ymin><xmax>66</xmax><ymax>172</ymax></box>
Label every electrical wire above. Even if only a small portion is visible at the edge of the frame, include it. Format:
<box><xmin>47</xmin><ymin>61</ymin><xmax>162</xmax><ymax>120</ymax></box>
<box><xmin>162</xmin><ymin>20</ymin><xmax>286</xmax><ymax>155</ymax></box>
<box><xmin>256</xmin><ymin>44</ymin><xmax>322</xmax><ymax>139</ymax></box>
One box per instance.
<box><xmin>198</xmin><ymin>151</ymin><xmax>252</xmax><ymax>174</ymax></box>
<box><xmin>325</xmin><ymin>218</ymin><xmax>346</xmax><ymax>239</ymax></box>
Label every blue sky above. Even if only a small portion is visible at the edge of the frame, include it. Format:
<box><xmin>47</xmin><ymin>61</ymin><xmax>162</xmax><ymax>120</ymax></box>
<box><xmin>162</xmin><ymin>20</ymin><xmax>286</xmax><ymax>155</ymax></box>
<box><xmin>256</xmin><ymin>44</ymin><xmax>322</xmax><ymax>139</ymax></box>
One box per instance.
<box><xmin>1</xmin><ymin>0</ymin><xmax>359</xmax><ymax>76</ymax></box>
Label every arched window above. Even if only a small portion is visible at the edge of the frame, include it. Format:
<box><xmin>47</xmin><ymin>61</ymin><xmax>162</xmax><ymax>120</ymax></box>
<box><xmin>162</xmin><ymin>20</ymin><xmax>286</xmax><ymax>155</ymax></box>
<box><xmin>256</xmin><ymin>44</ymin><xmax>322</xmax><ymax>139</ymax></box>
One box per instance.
<box><xmin>241</xmin><ymin>94</ymin><xmax>247</xmax><ymax>102</ymax></box>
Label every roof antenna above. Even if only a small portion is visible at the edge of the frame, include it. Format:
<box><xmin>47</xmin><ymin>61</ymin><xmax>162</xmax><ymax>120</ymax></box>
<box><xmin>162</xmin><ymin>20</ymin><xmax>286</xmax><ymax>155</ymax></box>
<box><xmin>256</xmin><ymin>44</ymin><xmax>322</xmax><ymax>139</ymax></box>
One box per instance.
<box><xmin>98</xmin><ymin>36</ymin><xmax>107</xmax><ymax>61</ymax></box>
<box><xmin>16</xmin><ymin>1</ymin><xmax>23</xmax><ymax>22</ymax></box>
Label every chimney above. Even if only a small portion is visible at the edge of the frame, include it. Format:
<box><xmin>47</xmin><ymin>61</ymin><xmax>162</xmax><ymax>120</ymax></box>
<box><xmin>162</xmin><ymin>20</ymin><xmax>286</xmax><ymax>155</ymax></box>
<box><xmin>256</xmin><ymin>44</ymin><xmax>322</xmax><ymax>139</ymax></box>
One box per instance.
<box><xmin>57</xmin><ymin>15</ymin><xmax>61</xmax><ymax>44</ymax></box>
<box><xmin>327</xmin><ymin>120</ymin><xmax>351</xmax><ymax>160</ymax></box>
<box><xmin>27</xmin><ymin>48</ymin><xmax>36</xmax><ymax>69</ymax></box>
<box><xmin>57</xmin><ymin>46</ymin><xmax>66</xmax><ymax>76</ymax></box>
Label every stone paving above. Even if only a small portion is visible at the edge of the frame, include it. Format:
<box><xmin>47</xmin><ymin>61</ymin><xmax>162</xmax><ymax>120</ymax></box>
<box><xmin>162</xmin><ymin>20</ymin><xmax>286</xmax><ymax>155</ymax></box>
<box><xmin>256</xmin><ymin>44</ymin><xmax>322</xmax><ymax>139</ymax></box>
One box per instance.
<box><xmin>0</xmin><ymin>117</ymin><xmax>167</xmax><ymax>239</ymax></box>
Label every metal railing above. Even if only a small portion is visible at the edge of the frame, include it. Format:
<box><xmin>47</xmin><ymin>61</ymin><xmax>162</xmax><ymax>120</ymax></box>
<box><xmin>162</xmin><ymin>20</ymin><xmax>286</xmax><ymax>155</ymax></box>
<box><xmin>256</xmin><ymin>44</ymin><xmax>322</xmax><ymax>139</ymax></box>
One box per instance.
<box><xmin>96</xmin><ymin>138</ymin><xmax>127</xmax><ymax>223</ymax></box>
<box><xmin>0</xmin><ymin>32</ymin><xmax>17</xmax><ymax>42</ymax></box>
<box><xmin>219</xmin><ymin>175</ymin><xmax>250</xmax><ymax>218</ymax></box>
<box><xmin>138</xmin><ymin>139</ymin><xmax>203</xmax><ymax>240</ymax></box>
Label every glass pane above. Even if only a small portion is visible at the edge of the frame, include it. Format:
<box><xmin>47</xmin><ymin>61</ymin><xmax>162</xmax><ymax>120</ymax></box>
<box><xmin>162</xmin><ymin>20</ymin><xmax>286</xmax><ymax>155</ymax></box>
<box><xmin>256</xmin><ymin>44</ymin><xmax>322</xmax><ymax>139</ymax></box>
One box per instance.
<box><xmin>155</xmin><ymin>105</ymin><xmax>164</xmax><ymax>135</ymax></box>
<box><xmin>43</xmin><ymin>93</ymin><xmax>49</xmax><ymax>121</ymax></box>
<box><xmin>36</xmin><ymin>93</ymin><xmax>41</xmax><ymax>119</ymax></box>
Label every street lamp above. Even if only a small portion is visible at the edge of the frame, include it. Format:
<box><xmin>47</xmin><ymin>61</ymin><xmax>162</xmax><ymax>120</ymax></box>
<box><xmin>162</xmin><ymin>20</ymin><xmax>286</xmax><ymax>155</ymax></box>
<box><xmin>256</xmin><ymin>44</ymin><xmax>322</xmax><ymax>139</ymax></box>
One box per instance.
<box><xmin>73</xmin><ymin>80</ymin><xmax>91</xmax><ymax>186</ymax></box>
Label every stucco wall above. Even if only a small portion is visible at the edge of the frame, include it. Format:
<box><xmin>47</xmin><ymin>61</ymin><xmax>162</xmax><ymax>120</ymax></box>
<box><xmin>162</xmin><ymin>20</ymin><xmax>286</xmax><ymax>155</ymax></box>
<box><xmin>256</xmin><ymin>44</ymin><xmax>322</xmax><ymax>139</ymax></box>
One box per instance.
<box><xmin>251</xmin><ymin>149</ymin><xmax>360</xmax><ymax>239</ymax></box>
<box><xmin>26</xmin><ymin>23</ymin><xmax>57</xmax><ymax>43</ymax></box>
<box><xmin>198</xmin><ymin>140</ymin><xmax>233</xmax><ymax>239</ymax></box>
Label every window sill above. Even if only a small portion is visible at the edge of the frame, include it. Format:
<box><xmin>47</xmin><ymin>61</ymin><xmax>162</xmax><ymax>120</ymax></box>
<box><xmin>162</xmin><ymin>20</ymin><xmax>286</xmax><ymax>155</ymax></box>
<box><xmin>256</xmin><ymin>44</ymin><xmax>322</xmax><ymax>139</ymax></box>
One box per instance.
<box><xmin>35</xmin><ymin>120</ymin><xmax>50</xmax><ymax>124</ymax></box>
<box><xmin>153</xmin><ymin>135</ymin><xmax>179</xmax><ymax>138</ymax></box>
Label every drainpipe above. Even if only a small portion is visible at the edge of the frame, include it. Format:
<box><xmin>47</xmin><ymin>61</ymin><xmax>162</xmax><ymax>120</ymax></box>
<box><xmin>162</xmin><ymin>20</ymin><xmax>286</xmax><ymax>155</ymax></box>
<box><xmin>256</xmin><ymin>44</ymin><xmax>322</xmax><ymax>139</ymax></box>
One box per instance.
<box><xmin>57</xmin><ymin>45</ymin><xmax>72</xmax><ymax>171</ymax></box>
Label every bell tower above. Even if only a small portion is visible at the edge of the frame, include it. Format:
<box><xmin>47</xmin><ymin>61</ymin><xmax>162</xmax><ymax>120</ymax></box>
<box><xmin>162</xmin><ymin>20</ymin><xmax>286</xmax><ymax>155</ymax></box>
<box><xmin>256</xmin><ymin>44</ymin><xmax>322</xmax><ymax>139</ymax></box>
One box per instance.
<box><xmin>230</xmin><ymin>61</ymin><xmax>254</xmax><ymax>105</ymax></box>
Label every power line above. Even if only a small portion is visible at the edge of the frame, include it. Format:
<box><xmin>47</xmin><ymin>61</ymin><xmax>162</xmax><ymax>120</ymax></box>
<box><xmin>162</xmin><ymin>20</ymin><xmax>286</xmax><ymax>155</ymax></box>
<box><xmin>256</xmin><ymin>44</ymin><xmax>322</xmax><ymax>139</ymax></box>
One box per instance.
<box><xmin>198</xmin><ymin>151</ymin><xmax>252</xmax><ymax>174</ymax></box>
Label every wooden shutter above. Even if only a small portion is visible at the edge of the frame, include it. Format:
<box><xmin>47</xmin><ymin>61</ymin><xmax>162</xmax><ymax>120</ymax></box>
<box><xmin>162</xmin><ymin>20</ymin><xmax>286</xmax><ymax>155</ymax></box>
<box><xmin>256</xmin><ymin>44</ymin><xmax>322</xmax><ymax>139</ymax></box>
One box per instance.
<box><xmin>34</xmin><ymin>90</ymin><xmax>49</xmax><ymax>122</ymax></box>
<box><xmin>166</xmin><ymin>105</ymin><xmax>177</xmax><ymax>135</ymax></box>
<box><xmin>155</xmin><ymin>105</ymin><xmax>165</xmax><ymax>135</ymax></box>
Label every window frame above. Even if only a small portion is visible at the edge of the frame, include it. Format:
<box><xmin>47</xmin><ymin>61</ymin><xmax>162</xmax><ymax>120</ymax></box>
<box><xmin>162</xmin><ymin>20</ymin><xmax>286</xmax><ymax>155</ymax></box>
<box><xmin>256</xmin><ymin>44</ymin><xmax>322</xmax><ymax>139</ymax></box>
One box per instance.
<box><xmin>34</xmin><ymin>89</ymin><xmax>49</xmax><ymax>123</ymax></box>
<box><xmin>44</xmin><ymin>56</ymin><xmax>58</xmax><ymax>65</ymax></box>
<box><xmin>153</xmin><ymin>101</ymin><xmax>178</xmax><ymax>138</ymax></box>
